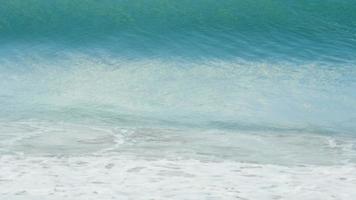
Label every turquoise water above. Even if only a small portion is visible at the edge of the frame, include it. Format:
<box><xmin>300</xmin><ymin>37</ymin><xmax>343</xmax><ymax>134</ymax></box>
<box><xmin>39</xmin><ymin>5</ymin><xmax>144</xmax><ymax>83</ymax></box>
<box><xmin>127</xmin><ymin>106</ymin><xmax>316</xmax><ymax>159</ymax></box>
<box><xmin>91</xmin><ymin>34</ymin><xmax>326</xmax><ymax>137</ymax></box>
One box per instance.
<box><xmin>1</xmin><ymin>1</ymin><xmax>356</xmax><ymax>199</ymax></box>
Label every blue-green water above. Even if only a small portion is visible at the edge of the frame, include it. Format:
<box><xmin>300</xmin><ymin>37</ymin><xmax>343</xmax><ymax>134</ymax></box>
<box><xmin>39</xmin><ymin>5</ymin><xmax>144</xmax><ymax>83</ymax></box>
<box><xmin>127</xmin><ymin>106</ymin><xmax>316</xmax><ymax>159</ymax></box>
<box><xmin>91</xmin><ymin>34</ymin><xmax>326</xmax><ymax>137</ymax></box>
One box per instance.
<box><xmin>1</xmin><ymin>1</ymin><xmax>356</xmax><ymax>199</ymax></box>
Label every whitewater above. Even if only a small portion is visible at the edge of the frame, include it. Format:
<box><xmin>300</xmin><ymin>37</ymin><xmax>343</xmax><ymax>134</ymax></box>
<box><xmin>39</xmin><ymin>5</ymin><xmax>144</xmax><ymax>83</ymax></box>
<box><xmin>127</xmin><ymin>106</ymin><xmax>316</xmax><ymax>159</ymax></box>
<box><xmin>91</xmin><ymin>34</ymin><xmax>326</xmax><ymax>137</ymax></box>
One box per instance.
<box><xmin>1</xmin><ymin>0</ymin><xmax>356</xmax><ymax>199</ymax></box>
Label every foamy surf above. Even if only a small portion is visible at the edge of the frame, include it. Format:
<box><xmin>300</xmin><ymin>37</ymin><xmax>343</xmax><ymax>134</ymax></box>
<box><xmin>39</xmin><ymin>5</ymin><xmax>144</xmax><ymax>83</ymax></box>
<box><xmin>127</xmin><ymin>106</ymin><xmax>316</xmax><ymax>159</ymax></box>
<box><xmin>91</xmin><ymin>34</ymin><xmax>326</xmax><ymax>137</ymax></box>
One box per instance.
<box><xmin>1</xmin><ymin>154</ymin><xmax>356</xmax><ymax>200</ymax></box>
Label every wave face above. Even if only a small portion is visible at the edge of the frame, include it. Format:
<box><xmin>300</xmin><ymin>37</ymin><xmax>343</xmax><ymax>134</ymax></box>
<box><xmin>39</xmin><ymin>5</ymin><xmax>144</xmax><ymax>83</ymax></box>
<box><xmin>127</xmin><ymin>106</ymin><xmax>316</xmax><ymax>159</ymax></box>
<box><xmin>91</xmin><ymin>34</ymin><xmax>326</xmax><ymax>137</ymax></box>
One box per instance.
<box><xmin>1</xmin><ymin>0</ymin><xmax>355</xmax><ymax>34</ymax></box>
<box><xmin>1</xmin><ymin>0</ymin><xmax>356</xmax><ymax>133</ymax></box>
<box><xmin>1</xmin><ymin>0</ymin><xmax>356</xmax><ymax>60</ymax></box>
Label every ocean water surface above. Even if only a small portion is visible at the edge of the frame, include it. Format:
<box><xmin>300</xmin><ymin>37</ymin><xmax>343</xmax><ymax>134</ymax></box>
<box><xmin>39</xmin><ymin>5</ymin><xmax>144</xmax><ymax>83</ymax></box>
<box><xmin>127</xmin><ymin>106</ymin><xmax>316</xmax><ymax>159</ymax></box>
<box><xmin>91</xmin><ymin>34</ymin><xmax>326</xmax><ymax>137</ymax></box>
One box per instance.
<box><xmin>1</xmin><ymin>0</ymin><xmax>356</xmax><ymax>199</ymax></box>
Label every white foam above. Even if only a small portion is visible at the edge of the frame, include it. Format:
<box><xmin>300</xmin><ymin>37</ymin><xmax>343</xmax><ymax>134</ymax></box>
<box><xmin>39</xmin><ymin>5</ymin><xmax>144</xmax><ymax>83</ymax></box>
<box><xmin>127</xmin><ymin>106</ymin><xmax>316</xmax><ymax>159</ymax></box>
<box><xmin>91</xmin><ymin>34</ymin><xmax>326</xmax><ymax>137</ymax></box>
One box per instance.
<box><xmin>0</xmin><ymin>155</ymin><xmax>355</xmax><ymax>200</ymax></box>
